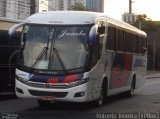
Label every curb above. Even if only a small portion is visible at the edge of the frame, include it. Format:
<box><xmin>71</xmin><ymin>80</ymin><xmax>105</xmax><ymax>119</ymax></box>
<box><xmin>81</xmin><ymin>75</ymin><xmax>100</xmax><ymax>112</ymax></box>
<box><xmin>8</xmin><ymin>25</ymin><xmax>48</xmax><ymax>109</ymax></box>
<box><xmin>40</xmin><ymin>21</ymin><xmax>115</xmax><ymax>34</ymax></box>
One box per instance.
<box><xmin>147</xmin><ymin>77</ymin><xmax>160</xmax><ymax>79</ymax></box>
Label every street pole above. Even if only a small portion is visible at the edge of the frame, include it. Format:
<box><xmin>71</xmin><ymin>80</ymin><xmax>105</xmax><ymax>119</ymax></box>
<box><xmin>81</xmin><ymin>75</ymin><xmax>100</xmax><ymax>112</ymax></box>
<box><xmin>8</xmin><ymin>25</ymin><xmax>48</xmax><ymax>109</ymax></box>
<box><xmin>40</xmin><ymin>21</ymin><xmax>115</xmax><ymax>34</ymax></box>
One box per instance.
<box><xmin>138</xmin><ymin>21</ymin><xmax>142</xmax><ymax>29</ymax></box>
<box><xmin>129</xmin><ymin>0</ymin><xmax>132</xmax><ymax>13</ymax></box>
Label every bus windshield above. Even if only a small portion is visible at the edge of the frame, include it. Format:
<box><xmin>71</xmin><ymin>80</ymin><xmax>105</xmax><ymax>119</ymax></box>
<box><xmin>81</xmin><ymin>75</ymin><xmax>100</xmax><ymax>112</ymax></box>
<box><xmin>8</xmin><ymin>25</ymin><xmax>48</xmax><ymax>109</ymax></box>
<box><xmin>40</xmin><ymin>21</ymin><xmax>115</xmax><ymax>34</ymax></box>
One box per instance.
<box><xmin>18</xmin><ymin>25</ymin><xmax>90</xmax><ymax>71</ymax></box>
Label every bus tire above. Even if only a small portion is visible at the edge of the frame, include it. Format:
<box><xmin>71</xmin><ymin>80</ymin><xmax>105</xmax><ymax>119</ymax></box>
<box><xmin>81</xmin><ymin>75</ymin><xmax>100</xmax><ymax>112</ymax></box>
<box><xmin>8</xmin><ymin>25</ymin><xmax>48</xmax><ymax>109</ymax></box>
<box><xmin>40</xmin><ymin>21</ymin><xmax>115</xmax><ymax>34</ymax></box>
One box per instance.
<box><xmin>125</xmin><ymin>78</ymin><xmax>135</xmax><ymax>97</ymax></box>
<box><xmin>93</xmin><ymin>79</ymin><xmax>108</xmax><ymax>107</ymax></box>
<box><xmin>102</xmin><ymin>78</ymin><xmax>108</xmax><ymax>102</ymax></box>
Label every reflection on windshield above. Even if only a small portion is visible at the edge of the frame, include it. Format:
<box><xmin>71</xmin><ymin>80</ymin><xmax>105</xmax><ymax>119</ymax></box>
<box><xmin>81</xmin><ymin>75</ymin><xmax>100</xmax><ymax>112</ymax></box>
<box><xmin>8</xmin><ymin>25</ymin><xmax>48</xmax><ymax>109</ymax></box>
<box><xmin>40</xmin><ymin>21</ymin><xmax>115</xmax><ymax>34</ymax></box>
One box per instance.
<box><xmin>19</xmin><ymin>25</ymin><xmax>90</xmax><ymax>71</ymax></box>
<box><xmin>21</xmin><ymin>26</ymin><xmax>53</xmax><ymax>69</ymax></box>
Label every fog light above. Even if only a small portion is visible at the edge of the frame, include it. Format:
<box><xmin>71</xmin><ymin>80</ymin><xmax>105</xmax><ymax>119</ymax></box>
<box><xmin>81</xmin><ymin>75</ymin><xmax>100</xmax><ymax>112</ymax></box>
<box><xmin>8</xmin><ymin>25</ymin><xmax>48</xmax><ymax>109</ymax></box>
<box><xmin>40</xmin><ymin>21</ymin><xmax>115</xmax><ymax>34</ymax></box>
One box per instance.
<box><xmin>16</xmin><ymin>88</ymin><xmax>24</xmax><ymax>94</ymax></box>
<box><xmin>74</xmin><ymin>91</ymin><xmax>85</xmax><ymax>97</ymax></box>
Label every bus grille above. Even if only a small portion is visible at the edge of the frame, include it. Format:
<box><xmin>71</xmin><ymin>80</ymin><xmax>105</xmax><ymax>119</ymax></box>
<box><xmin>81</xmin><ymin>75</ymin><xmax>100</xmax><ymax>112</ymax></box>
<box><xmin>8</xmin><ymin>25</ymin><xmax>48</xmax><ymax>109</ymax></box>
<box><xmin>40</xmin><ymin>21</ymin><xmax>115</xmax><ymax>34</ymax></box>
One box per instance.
<box><xmin>25</xmin><ymin>81</ymin><xmax>70</xmax><ymax>89</ymax></box>
<box><xmin>28</xmin><ymin>90</ymin><xmax>68</xmax><ymax>98</ymax></box>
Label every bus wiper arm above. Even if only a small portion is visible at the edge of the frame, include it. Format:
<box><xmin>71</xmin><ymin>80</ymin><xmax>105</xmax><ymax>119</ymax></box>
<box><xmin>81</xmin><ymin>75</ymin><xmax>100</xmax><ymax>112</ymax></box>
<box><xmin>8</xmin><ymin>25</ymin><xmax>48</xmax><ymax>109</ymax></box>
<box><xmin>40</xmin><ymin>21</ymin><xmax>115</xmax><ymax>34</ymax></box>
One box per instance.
<box><xmin>31</xmin><ymin>47</ymin><xmax>48</xmax><ymax>68</ymax></box>
<box><xmin>53</xmin><ymin>48</ymin><xmax>67</xmax><ymax>73</ymax></box>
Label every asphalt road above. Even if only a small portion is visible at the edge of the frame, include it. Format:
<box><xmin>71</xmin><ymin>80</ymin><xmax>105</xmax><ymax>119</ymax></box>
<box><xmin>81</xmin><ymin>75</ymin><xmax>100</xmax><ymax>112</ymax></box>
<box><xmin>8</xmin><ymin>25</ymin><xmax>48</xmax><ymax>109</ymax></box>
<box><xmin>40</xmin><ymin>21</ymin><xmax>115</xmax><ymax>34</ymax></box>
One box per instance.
<box><xmin>1</xmin><ymin>77</ymin><xmax>160</xmax><ymax>119</ymax></box>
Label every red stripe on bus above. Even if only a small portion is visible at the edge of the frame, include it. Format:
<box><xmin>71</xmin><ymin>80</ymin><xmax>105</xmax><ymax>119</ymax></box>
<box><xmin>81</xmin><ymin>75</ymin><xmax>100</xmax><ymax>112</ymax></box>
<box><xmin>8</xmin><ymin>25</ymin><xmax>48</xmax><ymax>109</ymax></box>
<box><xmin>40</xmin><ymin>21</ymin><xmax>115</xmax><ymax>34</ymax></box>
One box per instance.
<box><xmin>47</xmin><ymin>78</ymin><xmax>59</xmax><ymax>83</ymax></box>
<box><xmin>64</xmin><ymin>74</ymin><xmax>78</xmax><ymax>83</ymax></box>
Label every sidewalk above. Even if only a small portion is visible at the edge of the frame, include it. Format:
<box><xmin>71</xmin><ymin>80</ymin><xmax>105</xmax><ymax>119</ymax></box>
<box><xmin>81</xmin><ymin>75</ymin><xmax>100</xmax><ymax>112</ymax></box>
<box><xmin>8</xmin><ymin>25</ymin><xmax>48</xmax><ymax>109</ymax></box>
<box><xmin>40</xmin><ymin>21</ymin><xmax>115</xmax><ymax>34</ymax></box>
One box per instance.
<box><xmin>146</xmin><ymin>73</ymin><xmax>160</xmax><ymax>79</ymax></box>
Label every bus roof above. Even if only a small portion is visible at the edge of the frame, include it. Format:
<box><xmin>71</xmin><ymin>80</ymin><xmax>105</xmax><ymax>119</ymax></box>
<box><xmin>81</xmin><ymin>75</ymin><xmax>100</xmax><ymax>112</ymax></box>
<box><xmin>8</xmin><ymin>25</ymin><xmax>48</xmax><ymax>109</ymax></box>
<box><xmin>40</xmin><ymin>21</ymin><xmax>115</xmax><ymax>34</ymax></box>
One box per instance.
<box><xmin>26</xmin><ymin>11</ymin><xmax>102</xmax><ymax>25</ymax></box>
<box><xmin>25</xmin><ymin>11</ymin><xmax>146</xmax><ymax>37</ymax></box>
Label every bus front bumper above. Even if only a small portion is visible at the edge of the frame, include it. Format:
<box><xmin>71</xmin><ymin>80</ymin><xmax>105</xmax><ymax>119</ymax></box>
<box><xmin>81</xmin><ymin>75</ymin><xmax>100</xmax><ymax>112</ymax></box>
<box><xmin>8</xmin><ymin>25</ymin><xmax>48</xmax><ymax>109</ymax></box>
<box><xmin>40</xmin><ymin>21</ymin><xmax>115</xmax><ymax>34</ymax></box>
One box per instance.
<box><xmin>15</xmin><ymin>80</ymin><xmax>92</xmax><ymax>102</ymax></box>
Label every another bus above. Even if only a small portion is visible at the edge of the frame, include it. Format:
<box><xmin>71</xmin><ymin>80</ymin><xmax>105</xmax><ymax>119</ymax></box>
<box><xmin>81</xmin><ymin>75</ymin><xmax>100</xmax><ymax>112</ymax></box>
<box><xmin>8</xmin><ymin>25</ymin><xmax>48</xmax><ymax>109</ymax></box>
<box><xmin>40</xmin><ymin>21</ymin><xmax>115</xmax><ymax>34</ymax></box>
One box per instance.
<box><xmin>9</xmin><ymin>11</ymin><xmax>147</xmax><ymax>106</ymax></box>
<box><xmin>0</xmin><ymin>18</ymin><xmax>22</xmax><ymax>93</ymax></box>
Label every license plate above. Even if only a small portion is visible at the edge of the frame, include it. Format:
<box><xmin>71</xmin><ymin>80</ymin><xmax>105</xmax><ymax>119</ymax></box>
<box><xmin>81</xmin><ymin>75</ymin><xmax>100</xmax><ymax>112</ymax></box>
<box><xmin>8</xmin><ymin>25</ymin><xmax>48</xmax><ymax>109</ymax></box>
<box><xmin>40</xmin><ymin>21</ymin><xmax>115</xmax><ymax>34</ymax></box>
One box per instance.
<box><xmin>41</xmin><ymin>96</ymin><xmax>55</xmax><ymax>101</ymax></box>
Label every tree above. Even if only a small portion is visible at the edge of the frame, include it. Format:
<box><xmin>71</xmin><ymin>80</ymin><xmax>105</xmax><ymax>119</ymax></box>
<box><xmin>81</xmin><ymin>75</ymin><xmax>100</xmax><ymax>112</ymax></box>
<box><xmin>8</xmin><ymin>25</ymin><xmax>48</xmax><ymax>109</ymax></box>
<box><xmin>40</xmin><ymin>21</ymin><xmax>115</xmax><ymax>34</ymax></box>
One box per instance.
<box><xmin>71</xmin><ymin>2</ymin><xmax>88</xmax><ymax>11</ymax></box>
<box><xmin>133</xmin><ymin>14</ymin><xmax>154</xmax><ymax>30</ymax></box>
<box><xmin>136</xmin><ymin>14</ymin><xmax>151</xmax><ymax>21</ymax></box>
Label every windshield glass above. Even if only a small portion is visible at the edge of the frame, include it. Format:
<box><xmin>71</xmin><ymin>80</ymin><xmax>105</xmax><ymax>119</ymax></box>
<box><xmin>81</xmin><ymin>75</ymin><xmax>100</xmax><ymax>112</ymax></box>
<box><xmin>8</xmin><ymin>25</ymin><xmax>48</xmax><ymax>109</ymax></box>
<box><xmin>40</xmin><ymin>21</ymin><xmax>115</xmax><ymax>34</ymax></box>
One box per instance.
<box><xmin>18</xmin><ymin>25</ymin><xmax>90</xmax><ymax>71</ymax></box>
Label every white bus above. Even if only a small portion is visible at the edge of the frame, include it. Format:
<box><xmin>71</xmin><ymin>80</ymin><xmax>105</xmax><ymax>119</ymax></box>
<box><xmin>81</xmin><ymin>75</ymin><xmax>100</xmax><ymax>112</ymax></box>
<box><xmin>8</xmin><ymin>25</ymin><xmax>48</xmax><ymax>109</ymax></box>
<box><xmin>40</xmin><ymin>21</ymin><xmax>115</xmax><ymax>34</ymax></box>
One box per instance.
<box><xmin>9</xmin><ymin>11</ymin><xmax>147</xmax><ymax>106</ymax></box>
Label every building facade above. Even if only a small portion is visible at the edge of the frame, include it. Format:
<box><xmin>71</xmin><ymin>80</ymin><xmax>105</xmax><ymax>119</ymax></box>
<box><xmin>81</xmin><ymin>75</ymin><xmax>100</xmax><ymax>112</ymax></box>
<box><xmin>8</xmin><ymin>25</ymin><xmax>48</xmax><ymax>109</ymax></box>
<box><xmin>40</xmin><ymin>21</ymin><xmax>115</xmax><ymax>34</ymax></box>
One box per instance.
<box><xmin>0</xmin><ymin>0</ymin><xmax>104</xmax><ymax>19</ymax></box>
<box><xmin>48</xmin><ymin>0</ymin><xmax>69</xmax><ymax>11</ymax></box>
<box><xmin>74</xmin><ymin>0</ymin><xmax>86</xmax><ymax>6</ymax></box>
<box><xmin>48</xmin><ymin>0</ymin><xmax>86</xmax><ymax>11</ymax></box>
<box><xmin>0</xmin><ymin>0</ymin><xmax>6</xmax><ymax>17</ymax></box>
<box><xmin>122</xmin><ymin>13</ymin><xmax>136</xmax><ymax>24</ymax></box>
<box><xmin>31</xmin><ymin>0</ymin><xmax>39</xmax><ymax>15</ymax></box>
<box><xmin>6</xmin><ymin>0</ymin><xmax>31</xmax><ymax>20</ymax></box>
<box><xmin>48</xmin><ymin>0</ymin><xmax>73</xmax><ymax>11</ymax></box>
<box><xmin>86</xmin><ymin>0</ymin><xmax>104</xmax><ymax>12</ymax></box>
<box><xmin>0</xmin><ymin>0</ymin><xmax>38</xmax><ymax>20</ymax></box>
<box><xmin>42</xmin><ymin>0</ymin><xmax>103</xmax><ymax>12</ymax></box>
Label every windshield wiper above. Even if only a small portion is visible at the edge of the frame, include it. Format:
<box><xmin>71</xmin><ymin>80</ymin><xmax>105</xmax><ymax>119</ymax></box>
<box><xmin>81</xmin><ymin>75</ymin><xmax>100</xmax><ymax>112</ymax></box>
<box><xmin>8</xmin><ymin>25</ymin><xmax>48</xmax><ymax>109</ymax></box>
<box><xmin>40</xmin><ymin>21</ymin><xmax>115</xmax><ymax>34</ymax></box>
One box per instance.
<box><xmin>31</xmin><ymin>35</ymin><xmax>51</xmax><ymax>69</ymax></box>
<box><xmin>52</xmin><ymin>48</ymin><xmax>67</xmax><ymax>74</ymax></box>
<box><xmin>31</xmin><ymin>47</ymin><xmax>48</xmax><ymax>68</ymax></box>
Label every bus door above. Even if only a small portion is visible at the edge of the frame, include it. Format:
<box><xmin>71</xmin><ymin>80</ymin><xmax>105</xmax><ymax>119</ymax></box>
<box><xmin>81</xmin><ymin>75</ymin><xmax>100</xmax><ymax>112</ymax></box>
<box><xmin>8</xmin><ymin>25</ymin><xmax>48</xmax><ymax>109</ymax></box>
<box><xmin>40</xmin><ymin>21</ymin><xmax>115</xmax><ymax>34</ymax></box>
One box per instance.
<box><xmin>89</xmin><ymin>21</ymin><xmax>107</xmax><ymax>97</ymax></box>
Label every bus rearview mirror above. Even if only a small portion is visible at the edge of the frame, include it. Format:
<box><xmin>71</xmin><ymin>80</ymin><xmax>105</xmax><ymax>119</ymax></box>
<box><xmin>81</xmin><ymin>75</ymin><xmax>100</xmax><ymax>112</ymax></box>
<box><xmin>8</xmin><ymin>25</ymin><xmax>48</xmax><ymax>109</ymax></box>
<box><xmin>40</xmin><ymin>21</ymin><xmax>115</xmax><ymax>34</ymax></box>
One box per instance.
<box><xmin>8</xmin><ymin>23</ymin><xmax>24</xmax><ymax>36</ymax></box>
<box><xmin>142</xmin><ymin>47</ymin><xmax>147</xmax><ymax>54</ymax></box>
<box><xmin>88</xmin><ymin>25</ymin><xmax>97</xmax><ymax>46</ymax></box>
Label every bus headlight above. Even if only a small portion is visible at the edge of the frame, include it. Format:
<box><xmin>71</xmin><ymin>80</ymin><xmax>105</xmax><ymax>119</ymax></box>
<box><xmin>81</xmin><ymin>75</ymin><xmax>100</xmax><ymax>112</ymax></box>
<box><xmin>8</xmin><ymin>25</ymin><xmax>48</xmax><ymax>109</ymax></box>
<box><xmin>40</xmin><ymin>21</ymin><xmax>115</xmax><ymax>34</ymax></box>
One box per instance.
<box><xmin>16</xmin><ymin>75</ymin><xmax>28</xmax><ymax>83</ymax></box>
<box><xmin>68</xmin><ymin>78</ymin><xmax>89</xmax><ymax>87</ymax></box>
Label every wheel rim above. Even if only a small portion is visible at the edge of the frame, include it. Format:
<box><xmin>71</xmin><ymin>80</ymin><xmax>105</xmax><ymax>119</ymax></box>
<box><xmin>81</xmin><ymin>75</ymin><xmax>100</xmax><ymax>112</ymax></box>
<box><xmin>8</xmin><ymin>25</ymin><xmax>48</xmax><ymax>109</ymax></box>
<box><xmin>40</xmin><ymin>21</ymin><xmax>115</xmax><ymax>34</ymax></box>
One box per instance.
<box><xmin>130</xmin><ymin>82</ymin><xmax>135</xmax><ymax>95</ymax></box>
<box><xmin>98</xmin><ymin>89</ymin><xmax>103</xmax><ymax>106</ymax></box>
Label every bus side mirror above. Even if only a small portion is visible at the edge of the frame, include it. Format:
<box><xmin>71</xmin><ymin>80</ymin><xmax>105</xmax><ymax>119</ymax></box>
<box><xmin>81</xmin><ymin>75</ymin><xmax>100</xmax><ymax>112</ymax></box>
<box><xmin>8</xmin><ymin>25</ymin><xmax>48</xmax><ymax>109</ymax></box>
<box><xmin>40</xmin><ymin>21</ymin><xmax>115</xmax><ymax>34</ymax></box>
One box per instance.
<box><xmin>88</xmin><ymin>25</ymin><xmax>97</xmax><ymax>46</ymax></box>
<box><xmin>8</xmin><ymin>23</ymin><xmax>24</xmax><ymax>44</ymax></box>
<box><xmin>9</xmin><ymin>23</ymin><xmax>24</xmax><ymax>36</ymax></box>
<box><xmin>142</xmin><ymin>47</ymin><xmax>147</xmax><ymax>54</ymax></box>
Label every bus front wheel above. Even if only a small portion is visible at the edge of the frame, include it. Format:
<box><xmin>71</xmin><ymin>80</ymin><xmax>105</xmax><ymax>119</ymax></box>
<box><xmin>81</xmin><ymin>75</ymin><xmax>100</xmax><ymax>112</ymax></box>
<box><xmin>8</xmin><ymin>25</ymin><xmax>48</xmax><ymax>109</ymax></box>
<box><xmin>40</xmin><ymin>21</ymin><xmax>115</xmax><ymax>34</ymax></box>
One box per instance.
<box><xmin>93</xmin><ymin>79</ymin><xmax>108</xmax><ymax>107</ymax></box>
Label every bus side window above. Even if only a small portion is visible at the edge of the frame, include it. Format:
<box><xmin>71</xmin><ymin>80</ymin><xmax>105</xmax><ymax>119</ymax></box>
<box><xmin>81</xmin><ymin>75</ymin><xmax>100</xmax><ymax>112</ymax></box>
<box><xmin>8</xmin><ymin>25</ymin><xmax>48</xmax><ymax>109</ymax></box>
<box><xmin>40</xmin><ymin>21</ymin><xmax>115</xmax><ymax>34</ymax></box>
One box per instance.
<box><xmin>125</xmin><ymin>32</ymin><xmax>132</xmax><ymax>53</ymax></box>
<box><xmin>90</xmin><ymin>21</ymin><xmax>105</xmax><ymax>68</ymax></box>
<box><xmin>131</xmin><ymin>34</ymin><xmax>138</xmax><ymax>53</ymax></box>
<box><xmin>116</xmin><ymin>29</ymin><xmax>124</xmax><ymax>52</ymax></box>
<box><xmin>123</xmin><ymin>31</ymin><xmax>127</xmax><ymax>52</ymax></box>
<box><xmin>140</xmin><ymin>37</ymin><xmax>147</xmax><ymax>54</ymax></box>
<box><xmin>90</xmin><ymin>41</ymin><xmax>101</xmax><ymax>68</ymax></box>
<box><xmin>97</xmin><ymin>21</ymin><xmax>105</xmax><ymax>57</ymax></box>
<box><xmin>106</xmin><ymin>27</ymin><xmax>114</xmax><ymax>50</ymax></box>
